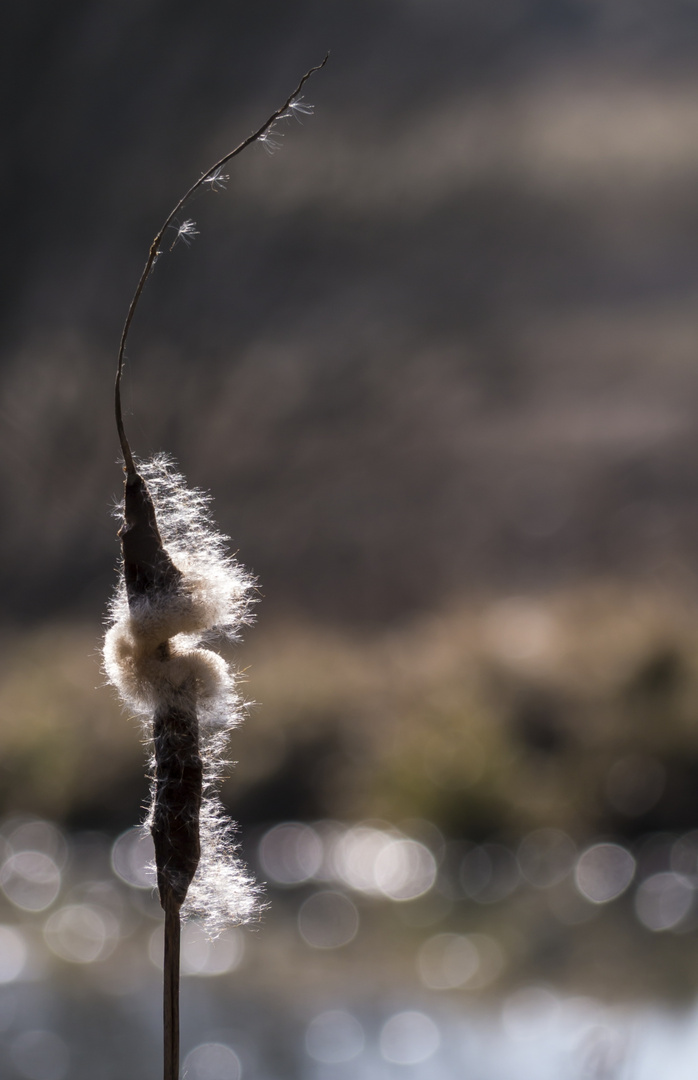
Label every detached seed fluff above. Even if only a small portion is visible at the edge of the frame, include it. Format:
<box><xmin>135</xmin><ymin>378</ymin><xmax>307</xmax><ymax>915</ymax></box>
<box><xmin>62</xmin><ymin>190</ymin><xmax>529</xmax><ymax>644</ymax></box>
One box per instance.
<box><xmin>170</xmin><ymin>219</ymin><xmax>199</xmax><ymax>250</ymax></box>
<box><xmin>288</xmin><ymin>95</ymin><xmax>314</xmax><ymax>121</ymax></box>
<box><xmin>203</xmin><ymin>166</ymin><xmax>229</xmax><ymax>191</ymax></box>
<box><xmin>257</xmin><ymin>125</ymin><xmax>283</xmax><ymax>154</ymax></box>
<box><xmin>103</xmin><ymin>454</ymin><xmax>260</xmax><ymax>935</ymax></box>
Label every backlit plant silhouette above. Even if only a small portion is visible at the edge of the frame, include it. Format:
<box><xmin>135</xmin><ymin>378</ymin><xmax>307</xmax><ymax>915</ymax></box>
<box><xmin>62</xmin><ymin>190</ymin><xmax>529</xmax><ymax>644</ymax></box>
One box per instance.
<box><xmin>102</xmin><ymin>57</ymin><xmax>327</xmax><ymax>1080</ymax></box>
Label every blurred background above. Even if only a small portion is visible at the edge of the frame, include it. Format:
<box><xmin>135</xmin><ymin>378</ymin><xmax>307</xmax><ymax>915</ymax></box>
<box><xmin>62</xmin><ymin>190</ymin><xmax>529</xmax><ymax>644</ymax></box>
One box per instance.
<box><xmin>6</xmin><ymin>0</ymin><xmax>698</xmax><ymax>1076</ymax></box>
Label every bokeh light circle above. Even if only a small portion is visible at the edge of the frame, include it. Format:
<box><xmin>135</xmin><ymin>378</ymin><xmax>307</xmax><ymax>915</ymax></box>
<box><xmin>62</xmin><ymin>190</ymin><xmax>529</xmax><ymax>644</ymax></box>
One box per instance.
<box><xmin>517</xmin><ymin>829</ymin><xmax>576</xmax><ymax>888</ymax></box>
<box><xmin>380</xmin><ymin>1011</ymin><xmax>440</xmax><ymax>1065</ymax></box>
<box><xmin>298</xmin><ymin>891</ymin><xmax>359</xmax><ymax>949</ymax></box>
<box><xmin>0</xmin><ymin>852</ymin><xmax>61</xmax><ymax>912</ymax></box>
<box><xmin>374</xmin><ymin>839</ymin><xmax>437</xmax><ymax>901</ymax></box>
<box><xmin>417</xmin><ymin>931</ymin><xmax>504</xmax><ymax>991</ymax></box>
<box><xmin>44</xmin><ymin>904</ymin><xmax>119</xmax><ymax>964</ymax></box>
<box><xmin>111</xmin><ymin>828</ymin><xmax>157</xmax><ymax>890</ymax></box>
<box><xmin>305</xmin><ymin>1010</ymin><xmax>365</xmax><ymax>1064</ymax></box>
<box><xmin>258</xmin><ymin>822</ymin><xmax>323</xmax><ymax>885</ymax></box>
<box><xmin>181</xmin><ymin>923</ymin><xmax>244</xmax><ymax>976</ymax></box>
<box><xmin>635</xmin><ymin>872</ymin><xmax>694</xmax><ymax>932</ymax></box>
<box><xmin>574</xmin><ymin>844</ymin><xmax>635</xmax><ymax>904</ymax></box>
<box><xmin>461</xmin><ymin>843</ymin><xmax>519</xmax><ymax>903</ymax></box>
<box><xmin>0</xmin><ymin>925</ymin><xmax>27</xmax><ymax>983</ymax></box>
<box><xmin>4</xmin><ymin>820</ymin><xmax>68</xmax><ymax>868</ymax></box>
<box><xmin>418</xmin><ymin>932</ymin><xmax>478</xmax><ymax>990</ymax></box>
<box><xmin>183</xmin><ymin>1042</ymin><xmax>241</xmax><ymax>1080</ymax></box>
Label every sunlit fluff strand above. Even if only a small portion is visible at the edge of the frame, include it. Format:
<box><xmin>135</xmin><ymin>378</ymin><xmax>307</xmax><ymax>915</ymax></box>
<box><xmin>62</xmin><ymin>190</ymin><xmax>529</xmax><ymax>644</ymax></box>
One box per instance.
<box><xmin>103</xmin><ymin>455</ymin><xmax>259</xmax><ymax>934</ymax></box>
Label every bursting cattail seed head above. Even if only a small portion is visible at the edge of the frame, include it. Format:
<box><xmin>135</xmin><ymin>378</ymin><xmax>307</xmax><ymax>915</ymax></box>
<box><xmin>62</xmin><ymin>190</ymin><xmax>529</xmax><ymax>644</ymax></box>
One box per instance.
<box><xmin>104</xmin><ymin>455</ymin><xmax>260</xmax><ymax>932</ymax></box>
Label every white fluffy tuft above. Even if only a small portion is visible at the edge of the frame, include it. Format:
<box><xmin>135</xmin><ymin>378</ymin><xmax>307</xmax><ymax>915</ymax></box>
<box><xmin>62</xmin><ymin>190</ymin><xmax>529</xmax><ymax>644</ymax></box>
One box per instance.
<box><xmin>104</xmin><ymin>455</ymin><xmax>261</xmax><ymax>930</ymax></box>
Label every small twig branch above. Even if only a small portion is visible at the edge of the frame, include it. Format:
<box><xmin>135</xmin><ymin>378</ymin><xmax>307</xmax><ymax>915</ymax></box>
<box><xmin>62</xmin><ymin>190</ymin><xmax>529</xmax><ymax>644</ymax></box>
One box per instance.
<box><xmin>114</xmin><ymin>53</ymin><xmax>329</xmax><ymax>476</ymax></box>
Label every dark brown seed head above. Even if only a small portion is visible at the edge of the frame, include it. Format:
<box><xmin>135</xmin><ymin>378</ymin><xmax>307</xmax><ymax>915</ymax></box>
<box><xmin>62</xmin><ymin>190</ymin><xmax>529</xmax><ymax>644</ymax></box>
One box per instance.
<box><xmin>119</xmin><ymin>470</ymin><xmax>183</xmax><ymax>603</ymax></box>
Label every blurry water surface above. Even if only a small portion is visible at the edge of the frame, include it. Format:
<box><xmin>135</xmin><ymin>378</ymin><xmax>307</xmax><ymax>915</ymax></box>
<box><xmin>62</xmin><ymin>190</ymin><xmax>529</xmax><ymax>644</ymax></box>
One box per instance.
<box><xmin>0</xmin><ymin>814</ymin><xmax>697</xmax><ymax>1077</ymax></box>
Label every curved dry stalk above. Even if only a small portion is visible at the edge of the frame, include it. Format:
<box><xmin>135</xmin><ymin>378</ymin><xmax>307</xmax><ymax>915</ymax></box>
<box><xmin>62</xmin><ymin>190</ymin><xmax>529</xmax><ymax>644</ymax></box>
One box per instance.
<box><xmin>114</xmin><ymin>53</ymin><xmax>328</xmax><ymax>476</ymax></box>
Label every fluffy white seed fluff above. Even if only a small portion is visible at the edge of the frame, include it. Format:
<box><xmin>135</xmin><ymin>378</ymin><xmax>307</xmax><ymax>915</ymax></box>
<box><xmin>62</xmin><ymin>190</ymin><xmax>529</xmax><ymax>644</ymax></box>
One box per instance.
<box><xmin>103</xmin><ymin>454</ymin><xmax>260</xmax><ymax>933</ymax></box>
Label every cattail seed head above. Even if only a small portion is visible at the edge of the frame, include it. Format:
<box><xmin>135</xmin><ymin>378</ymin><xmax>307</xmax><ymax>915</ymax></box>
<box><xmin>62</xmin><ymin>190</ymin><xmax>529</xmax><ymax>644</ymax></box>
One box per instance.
<box><xmin>104</xmin><ymin>455</ymin><xmax>260</xmax><ymax>932</ymax></box>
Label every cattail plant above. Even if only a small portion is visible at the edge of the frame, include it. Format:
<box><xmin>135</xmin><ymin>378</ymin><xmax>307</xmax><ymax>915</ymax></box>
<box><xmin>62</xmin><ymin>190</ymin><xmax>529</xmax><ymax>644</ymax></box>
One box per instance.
<box><xmin>102</xmin><ymin>57</ymin><xmax>327</xmax><ymax>1080</ymax></box>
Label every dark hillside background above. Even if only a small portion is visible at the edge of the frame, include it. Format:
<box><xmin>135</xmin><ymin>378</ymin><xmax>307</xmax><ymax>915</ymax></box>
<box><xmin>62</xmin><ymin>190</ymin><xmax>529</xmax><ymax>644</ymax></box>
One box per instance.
<box><xmin>5</xmin><ymin>0</ymin><xmax>698</xmax><ymax>624</ymax></box>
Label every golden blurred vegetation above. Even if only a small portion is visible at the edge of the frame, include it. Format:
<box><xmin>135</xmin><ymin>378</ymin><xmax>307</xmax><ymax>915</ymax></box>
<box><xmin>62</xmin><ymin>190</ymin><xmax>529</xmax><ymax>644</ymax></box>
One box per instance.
<box><xmin>2</xmin><ymin>582</ymin><xmax>697</xmax><ymax>849</ymax></box>
<box><xmin>4</xmin><ymin>583</ymin><xmax>698</xmax><ymax>999</ymax></box>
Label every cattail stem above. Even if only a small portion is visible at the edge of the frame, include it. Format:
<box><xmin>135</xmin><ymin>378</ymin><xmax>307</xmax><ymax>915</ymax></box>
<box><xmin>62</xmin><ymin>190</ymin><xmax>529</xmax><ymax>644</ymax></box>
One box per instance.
<box><xmin>163</xmin><ymin>893</ymin><xmax>181</xmax><ymax>1080</ymax></box>
<box><xmin>154</xmin><ymin>689</ymin><xmax>202</xmax><ymax>1080</ymax></box>
<box><xmin>119</xmin><ymin>467</ymin><xmax>202</xmax><ymax>1077</ymax></box>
